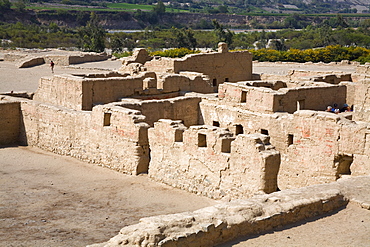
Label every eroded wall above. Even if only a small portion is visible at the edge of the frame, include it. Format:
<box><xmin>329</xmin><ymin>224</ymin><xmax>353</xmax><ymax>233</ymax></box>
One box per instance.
<box><xmin>148</xmin><ymin>120</ymin><xmax>280</xmax><ymax>199</ymax></box>
<box><xmin>218</xmin><ymin>81</ymin><xmax>347</xmax><ymax>114</ymax></box>
<box><xmin>144</xmin><ymin>50</ymin><xmax>253</xmax><ymax>87</ymax></box>
<box><xmin>119</xmin><ymin>96</ymin><xmax>201</xmax><ymax>127</ymax></box>
<box><xmin>200</xmin><ymin>98</ymin><xmax>370</xmax><ymax>190</ymax></box>
<box><xmin>17</xmin><ymin>98</ymin><xmax>150</xmax><ymax>175</ymax></box>
<box><xmin>34</xmin><ymin>73</ymin><xmax>154</xmax><ymax>111</ymax></box>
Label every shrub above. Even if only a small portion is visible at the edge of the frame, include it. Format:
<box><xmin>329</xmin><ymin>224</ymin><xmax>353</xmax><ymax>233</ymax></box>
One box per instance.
<box><xmin>150</xmin><ymin>48</ymin><xmax>200</xmax><ymax>58</ymax></box>
<box><xmin>248</xmin><ymin>45</ymin><xmax>370</xmax><ymax>64</ymax></box>
<box><xmin>113</xmin><ymin>51</ymin><xmax>132</xmax><ymax>58</ymax></box>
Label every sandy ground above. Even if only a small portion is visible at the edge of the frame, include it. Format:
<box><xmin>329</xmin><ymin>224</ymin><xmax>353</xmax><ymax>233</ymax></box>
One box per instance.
<box><xmin>0</xmin><ymin>146</ymin><xmax>216</xmax><ymax>247</ymax></box>
<box><xmin>220</xmin><ymin>203</ymin><xmax>370</xmax><ymax>247</ymax></box>
<box><xmin>0</xmin><ymin>51</ymin><xmax>369</xmax><ymax>246</ymax></box>
<box><xmin>0</xmin><ymin>56</ymin><xmax>122</xmax><ymax>93</ymax></box>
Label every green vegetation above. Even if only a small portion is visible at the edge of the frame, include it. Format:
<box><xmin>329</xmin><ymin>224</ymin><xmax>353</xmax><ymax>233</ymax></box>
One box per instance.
<box><xmin>22</xmin><ymin>0</ymin><xmax>370</xmax><ymax>15</ymax></box>
<box><xmin>1</xmin><ymin>11</ymin><xmax>370</xmax><ymax>63</ymax></box>
<box><xmin>212</xmin><ymin>20</ymin><xmax>233</xmax><ymax>46</ymax></box>
<box><xmin>77</xmin><ymin>12</ymin><xmax>106</xmax><ymax>52</ymax></box>
<box><xmin>248</xmin><ymin>45</ymin><xmax>370</xmax><ymax>63</ymax></box>
<box><xmin>106</xmin><ymin>2</ymin><xmax>154</xmax><ymax>11</ymax></box>
<box><xmin>150</xmin><ymin>48</ymin><xmax>200</xmax><ymax>58</ymax></box>
<box><xmin>0</xmin><ymin>22</ymin><xmax>78</xmax><ymax>49</ymax></box>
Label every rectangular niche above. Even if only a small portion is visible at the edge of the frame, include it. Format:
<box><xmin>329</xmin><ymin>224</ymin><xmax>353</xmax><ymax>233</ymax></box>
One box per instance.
<box><xmin>221</xmin><ymin>139</ymin><xmax>232</xmax><ymax>153</ymax></box>
<box><xmin>288</xmin><ymin>134</ymin><xmax>294</xmax><ymax>146</ymax></box>
<box><xmin>261</xmin><ymin>129</ymin><xmax>269</xmax><ymax>135</ymax></box>
<box><xmin>198</xmin><ymin>133</ymin><xmax>207</xmax><ymax>147</ymax></box>
<box><xmin>175</xmin><ymin>129</ymin><xmax>184</xmax><ymax>142</ymax></box>
<box><xmin>103</xmin><ymin>113</ymin><xmax>112</xmax><ymax>126</ymax></box>
<box><xmin>241</xmin><ymin>91</ymin><xmax>247</xmax><ymax>103</ymax></box>
<box><xmin>235</xmin><ymin>124</ymin><xmax>244</xmax><ymax>135</ymax></box>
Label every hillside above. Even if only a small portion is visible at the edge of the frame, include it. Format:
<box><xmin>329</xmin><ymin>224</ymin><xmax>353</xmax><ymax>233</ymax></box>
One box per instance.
<box><xmin>1</xmin><ymin>8</ymin><xmax>369</xmax><ymax>30</ymax></box>
<box><xmin>8</xmin><ymin>0</ymin><xmax>370</xmax><ymax>14</ymax></box>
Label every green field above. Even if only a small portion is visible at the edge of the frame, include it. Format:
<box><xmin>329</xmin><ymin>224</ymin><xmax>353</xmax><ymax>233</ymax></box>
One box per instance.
<box><xmin>26</xmin><ymin>2</ymin><xmax>186</xmax><ymax>13</ymax></box>
<box><xmin>106</xmin><ymin>2</ymin><xmax>154</xmax><ymax>11</ymax></box>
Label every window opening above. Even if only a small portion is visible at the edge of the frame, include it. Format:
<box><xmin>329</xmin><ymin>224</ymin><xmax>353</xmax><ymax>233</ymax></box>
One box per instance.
<box><xmin>213</xmin><ymin>121</ymin><xmax>220</xmax><ymax>127</ymax></box>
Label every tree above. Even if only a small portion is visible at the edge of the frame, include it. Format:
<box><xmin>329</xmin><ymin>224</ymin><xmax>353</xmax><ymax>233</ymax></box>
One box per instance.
<box><xmin>78</xmin><ymin>12</ymin><xmax>106</xmax><ymax>52</ymax></box>
<box><xmin>212</xmin><ymin>20</ymin><xmax>234</xmax><ymax>47</ymax></box>
<box><xmin>14</xmin><ymin>0</ymin><xmax>26</xmax><ymax>12</ymax></box>
<box><xmin>0</xmin><ymin>0</ymin><xmax>11</xmax><ymax>11</ymax></box>
<box><xmin>171</xmin><ymin>27</ymin><xmax>197</xmax><ymax>49</ymax></box>
<box><xmin>217</xmin><ymin>5</ymin><xmax>228</xmax><ymax>13</ymax></box>
<box><xmin>153</xmin><ymin>1</ymin><xmax>165</xmax><ymax>15</ymax></box>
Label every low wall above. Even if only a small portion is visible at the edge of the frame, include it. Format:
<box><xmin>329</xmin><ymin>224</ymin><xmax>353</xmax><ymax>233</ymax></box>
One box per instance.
<box><xmin>148</xmin><ymin>120</ymin><xmax>280</xmax><ymax>200</ymax></box>
<box><xmin>218</xmin><ymin>82</ymin><xmax>347</xmax><ymax>114</ymax></box>
<box><xmin>10</xmin><ymin>52</ymin><xmax>110</xmax><ymax>68</ymax></box>
<box><xmin>17</xmin><ymin>57</ymin><xmax>45</xmax><ymax>68</ymax></box>
<box><xmin>3</xmin><ymin>53</ymin><xmax>26</xmax><ymax>62</ymax></box>
<box><xmin>159</xmin><ymin>73</ymin><xmax>213</xmax><ymax>94</ymax></box>
<box><xmin>120</xmin><ymin>96</ymin><xmax>201</xmax><ymax>127</ymax></box>
<box><xmin>0</xmin><ymin>101</ymin><xmax>20</xmax><ymax>145</ymax></box>
<box><xmin>68</xmin><ymin>53</ymin><xmax>110</xmax><ymax>64</ymax></box>
<box><xmin>90</xmin><ymin>178</ymin><xmax>351</xmax><ymax>247</ymax></box>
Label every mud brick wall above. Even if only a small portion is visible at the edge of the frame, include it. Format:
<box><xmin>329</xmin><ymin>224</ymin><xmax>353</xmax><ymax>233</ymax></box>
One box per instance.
<box><xmin>145</xmin><ymin>50</ymin><xmax>253</xmax><ymax>85</ymax></box>
<box><xmin>68</xmin><ymin>53</ymin><xmax>110</xmax><ymax>64</ymax></box>
<box><xmin>0</xmin><ymin>101</ymin><xmax>20</xmax><ymax>145</ymax></box>
<box><xmin>34</xmin><ymin>75</ymin><xmax>86</xmax><ymax>111</ymax></box>
<box><xmin>200</xmin><ymin>99</ymin><xmax>370</xmax><ymax>190</ymax></box>
<box><xmin>144</xmin><ymin>57</ymin><xmax>176</xmax><ymax>73</ymax></box>
<box><xmin>174</xmin><ymin>51</ymin><xmax>253</xmax><ymax>83</ymax></box>
<box><xmin>148</xmin><ymin>120</ymin><xmax>280</xmax><ymax>200</ymax></box>
<box><xmin>34</xmin><ymin>73</ymin><xmax>155</xmax><ymax>111</ymax></box>
<box><xmin>120</xmin><ymin>96</ymin><xmax>201</xmax><ymax>127</ymax></box>
<box><xmin>159</xmin><ymin>73</ymin><xmax>214</xmax><ymax>94</ymax></box>
<box><xmin>18</xmin><ymin>100</ymin><xmax>150</xmax><ymax>175</ymax></box>
<box><xmin>219</xmin><ymin>82</ymin><xmax>347</xmax><ymax>114</ymax></box>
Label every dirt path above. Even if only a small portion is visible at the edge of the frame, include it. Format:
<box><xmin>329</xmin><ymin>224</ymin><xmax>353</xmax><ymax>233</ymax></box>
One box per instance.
<box><xmin>0</xmin><ymin>146</ymin><xmax>216</xmax><ymax>247</ymax></box>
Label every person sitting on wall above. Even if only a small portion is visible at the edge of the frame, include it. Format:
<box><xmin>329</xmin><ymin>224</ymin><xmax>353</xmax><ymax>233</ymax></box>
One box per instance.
<box><xmin>332</xmin><ymin>103</ymin><xmax>340</xmax><ymax>114</ymax></box>
<box><xmin>326</xmin><ymin>106</ymin><xmax>333</xmax><ymax>112</ymax></box>
<box><xmin>341</xmin><ymin>104</ymin><xmax>352</xmax><ymax>112</ymax></box>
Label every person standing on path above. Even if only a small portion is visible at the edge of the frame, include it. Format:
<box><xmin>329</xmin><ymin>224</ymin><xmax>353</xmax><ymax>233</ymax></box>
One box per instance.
<box><xmin>50</xmin><ymin>60</ymin><xmax>54</xmax><ymax>73</ymax></box>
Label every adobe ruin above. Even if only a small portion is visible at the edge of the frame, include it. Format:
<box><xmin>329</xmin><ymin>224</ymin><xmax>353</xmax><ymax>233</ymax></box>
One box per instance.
<box><xmin>0</xmin><ymin>43</ymin><xmax>370</xmax><ymax>246</ymax></box>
